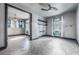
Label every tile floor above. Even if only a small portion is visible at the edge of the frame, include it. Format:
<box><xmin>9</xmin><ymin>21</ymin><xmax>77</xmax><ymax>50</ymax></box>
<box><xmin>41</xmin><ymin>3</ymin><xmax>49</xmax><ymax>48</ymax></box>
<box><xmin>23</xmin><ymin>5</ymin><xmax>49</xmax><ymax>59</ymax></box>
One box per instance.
<box><xmin>0</xmin><ymin>36</ymin><xmax>79</xmax><ymax>55</ymax></box>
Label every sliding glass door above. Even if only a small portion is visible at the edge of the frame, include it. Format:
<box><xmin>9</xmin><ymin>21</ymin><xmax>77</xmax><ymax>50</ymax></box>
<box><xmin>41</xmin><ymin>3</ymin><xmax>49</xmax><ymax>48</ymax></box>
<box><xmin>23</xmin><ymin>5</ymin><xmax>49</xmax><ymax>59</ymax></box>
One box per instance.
<box><xmin>53</xmin><ymin>17</ymin><xmax>61</xmax><ymax>37</ymax></box>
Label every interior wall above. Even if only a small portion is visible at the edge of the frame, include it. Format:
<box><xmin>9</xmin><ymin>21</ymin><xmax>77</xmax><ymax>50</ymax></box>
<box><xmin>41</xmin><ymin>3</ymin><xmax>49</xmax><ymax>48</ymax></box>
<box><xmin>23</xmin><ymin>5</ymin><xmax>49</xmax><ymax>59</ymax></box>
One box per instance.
<box><xmin>46</xmin><ymin>11</ymin><xmax>76</xmax><ymax>39</ymax></box>
<box><xmin>0</xmin><ymin>3</ymin><xmax>5</xmax><ymax>47</ymax></box>
<box><xmin>46</xmin><ymin>17</ymin><xmax>53</xmax><ymax>36</ymax></box>
<box><xmin>8</xmin><ymin>28</ymin><xmax>25</xmax><ymax>35</ymax></box>
<box><xmin>76</xmin><ymin>4</ymin><xmax>79</xmax><ymax>43</ymax></box>
<box><xmin>32</xmin><ymin>13</ymin><xmax>46</xmax><ymax>39</ymax></box>
<box><xmin>63</xmin><ymin>11</ymin><xmax>76</xmax><ymax>39</ymax></box>
<box><xmin>8</xmin><ymin>20</ymin><xmax>25</xmax><ymax>35</ymax></box>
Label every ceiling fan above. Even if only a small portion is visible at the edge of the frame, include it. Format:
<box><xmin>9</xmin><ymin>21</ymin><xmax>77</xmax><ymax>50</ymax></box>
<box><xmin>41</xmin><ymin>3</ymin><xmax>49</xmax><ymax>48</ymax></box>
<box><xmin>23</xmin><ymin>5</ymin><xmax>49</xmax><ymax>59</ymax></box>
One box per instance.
<box><xmin>41</xmin><ymin>4</ymin><xmax>58</xmax><ymax>11</ymax></box>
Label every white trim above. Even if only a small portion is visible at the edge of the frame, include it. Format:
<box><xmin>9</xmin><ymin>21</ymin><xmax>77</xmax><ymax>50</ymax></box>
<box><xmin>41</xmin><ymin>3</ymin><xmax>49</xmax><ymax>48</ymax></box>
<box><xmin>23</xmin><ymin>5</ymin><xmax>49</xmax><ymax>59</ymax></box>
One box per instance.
<box><xmin>61</xmin><ymin>16</ymin><xmax>64</xmax><ymax>37</ymax></box>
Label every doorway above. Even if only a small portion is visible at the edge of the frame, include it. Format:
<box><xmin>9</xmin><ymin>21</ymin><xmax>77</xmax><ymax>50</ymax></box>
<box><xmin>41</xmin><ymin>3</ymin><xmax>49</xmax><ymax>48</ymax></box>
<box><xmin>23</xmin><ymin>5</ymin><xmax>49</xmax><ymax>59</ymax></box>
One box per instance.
<box><xmin>5</xmin><ymin>4</ymin><xmax>32</xmax><ymax>49</ymax></box>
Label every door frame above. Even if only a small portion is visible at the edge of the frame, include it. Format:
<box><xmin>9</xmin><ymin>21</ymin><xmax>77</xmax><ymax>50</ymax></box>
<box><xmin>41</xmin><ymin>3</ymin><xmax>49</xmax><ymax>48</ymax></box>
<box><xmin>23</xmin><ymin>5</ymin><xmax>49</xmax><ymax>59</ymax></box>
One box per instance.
<box><xmin>4</xmin><ymin>3</ymin><xmax>32</xmax><ymax>49</ymax></box>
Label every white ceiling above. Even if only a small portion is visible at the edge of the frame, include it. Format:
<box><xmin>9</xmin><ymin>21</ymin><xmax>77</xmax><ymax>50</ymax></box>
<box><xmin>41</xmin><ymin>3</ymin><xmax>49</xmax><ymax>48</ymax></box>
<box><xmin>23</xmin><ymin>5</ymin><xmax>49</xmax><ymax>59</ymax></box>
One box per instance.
<box><xmin>19</xmin><ymin>3</ymin><xmax>77</xmax><ymax>17</ymax></box>
<box><xmin>8</xmin><ymin>6</ymin><xmax>30</xmax><ymax>19</ymax></box>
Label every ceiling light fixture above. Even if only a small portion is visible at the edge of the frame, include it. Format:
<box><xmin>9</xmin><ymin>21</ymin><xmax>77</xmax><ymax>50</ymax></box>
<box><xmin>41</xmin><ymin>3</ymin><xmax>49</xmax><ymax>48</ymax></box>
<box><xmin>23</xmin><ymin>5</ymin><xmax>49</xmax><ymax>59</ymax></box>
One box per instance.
<box><xmin>41</xmin><ymin>4</ymin><xmax>58</xmax><ymax>11</ymax></box>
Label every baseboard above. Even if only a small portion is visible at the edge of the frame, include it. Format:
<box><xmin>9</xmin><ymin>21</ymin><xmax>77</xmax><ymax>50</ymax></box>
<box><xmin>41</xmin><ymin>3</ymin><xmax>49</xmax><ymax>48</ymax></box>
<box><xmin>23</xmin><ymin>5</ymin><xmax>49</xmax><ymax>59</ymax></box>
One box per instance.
<box><xmin>32</xmin><ymin>35</ymin><xmax>46</xmax><ymax>40</ymax></box>
<box><xmin>61</xmin><ymin>37</ymin><xmax>76</xmax><ymax>40</ymax></box>
<box><xmin>44</xmin><ymin>35</ymin><xmax>76</xmax><ymax>40</ymax></box>
<box><xmin>54</xmin><ymin>36</ymin><xmax>76</xmax><ymax>40</ymax></box>
<box><xmin>0</xmin><ymin>46</ymin><xmax>7</xmax><ymax>51</ymax></box>
<box><xmin>32</xmin><ymin>35</ymin><xmax>76</xmax><ymax>41</ymax></box>
<box><xmin>8</xmin><ymin>34</ymin><xmax>30</xmax><ymax>37</ymax></box>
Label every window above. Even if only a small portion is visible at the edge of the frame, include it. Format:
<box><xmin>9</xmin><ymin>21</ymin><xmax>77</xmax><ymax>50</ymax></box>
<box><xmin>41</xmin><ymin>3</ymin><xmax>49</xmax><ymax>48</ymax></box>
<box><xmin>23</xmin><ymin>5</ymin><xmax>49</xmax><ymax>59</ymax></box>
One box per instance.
<box><xmin>38</xmin><ymin>19</ymin><xmax>47</xmax><ymax>35</ymax></box>
<box><xmin>25</xmin><ymin>19</ymin><xmax>30</xmax><ymax>35</ymax></box>
<box><xmin>53</xmin><ymin>16</ymin><xmax>63</xmax><ymax>37</ymax></box>
<box><xmin>18</xmin><ymin>19</ymin><xmax>23</xmax><ymax>28</ymax></box>
<box><xmin>7</xmin><ymin>19</ymin><xmax>11</xmax><ymax>28</ymax></box>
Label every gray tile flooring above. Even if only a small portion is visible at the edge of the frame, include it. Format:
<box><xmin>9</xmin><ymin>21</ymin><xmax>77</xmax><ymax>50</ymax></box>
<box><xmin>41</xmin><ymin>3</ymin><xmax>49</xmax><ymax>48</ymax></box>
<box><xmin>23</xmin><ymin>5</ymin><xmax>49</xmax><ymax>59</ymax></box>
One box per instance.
<box><xmin>0</xmin><ymin>36</ymin><xmax>31</xmax><ymax>55</ymax></box>
<box><xmin>0</xmin><ymin>36</ymin><xmax>79</xmax><ymax>55</ymax></box>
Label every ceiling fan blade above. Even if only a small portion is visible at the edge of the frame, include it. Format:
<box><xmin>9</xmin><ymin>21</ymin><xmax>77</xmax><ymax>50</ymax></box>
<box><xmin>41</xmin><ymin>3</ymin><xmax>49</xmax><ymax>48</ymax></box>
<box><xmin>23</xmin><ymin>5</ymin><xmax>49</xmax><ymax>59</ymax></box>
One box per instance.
<box><xmin>41</xmin><ymin>4</ymin><xmax>58</xmax><ymax>11</ymax></box>
<box><xmin>51</xmin><ymin>7</ymin><xmax>58</xmax><ymax>11</ymax></box>
<box><xmin>41</xmin><ymin>8</ymin><xmax>49</xmax><ymax>11</ymax></box>
<box><xmin>48</xmin><ymin>4</ymin><xmax>52</xmax><ymax>10</ymax></box>
<box><xmin>48</xmin><ymin>4</ymin><xmax>51</xmax><ymax>7</ymax></box>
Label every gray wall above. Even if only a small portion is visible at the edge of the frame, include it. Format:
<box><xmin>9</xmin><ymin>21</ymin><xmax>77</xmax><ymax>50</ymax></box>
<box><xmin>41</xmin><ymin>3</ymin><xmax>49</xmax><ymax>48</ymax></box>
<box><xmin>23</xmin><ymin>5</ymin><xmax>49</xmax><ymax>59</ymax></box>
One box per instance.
<box><xmin>63</xmin><ymin>11</ymin><xmax>76</xmax><ymax>39</ymax></box>
<box><xmin>0</xmin><ymin>4</ymin><xmax>5</xmax><ymax>47</ymax></box>
<box><xmin>8</xmin><ymin>21</ymin><xmax>25</xmax><ymax>35</ymax></box>
<box><xmin>46</xmin><ymin>11</ymin><xmax>76</xmax><ymax>39</ymax></box>
<box><xmin>76</xmin><ymin>4</ymin><xmax>79</xmax><ymax>43</ymax></box>
<box><xmin>46</xmin><ymin>17</ymin><xmax>53</xmax><ymax>35</ymax></box>
<box><xmin>32</xmin><ymin>13</ymin><xmax>46</xmax><ymax>39</ymax></box>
